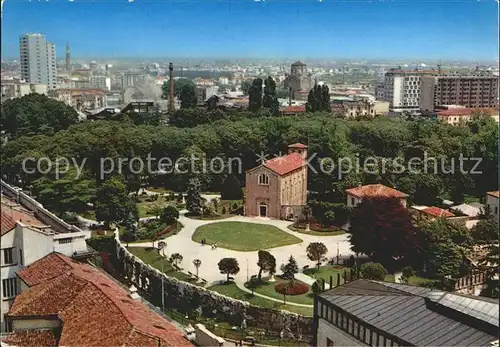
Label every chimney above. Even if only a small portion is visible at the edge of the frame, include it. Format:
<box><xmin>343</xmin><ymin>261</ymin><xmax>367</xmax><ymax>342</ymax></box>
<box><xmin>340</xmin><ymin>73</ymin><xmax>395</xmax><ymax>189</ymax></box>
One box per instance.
<box><xmin>168</xmin><ymin>62</ymin><xmax>174</xmax><ymax>113</ymax></box>
<box><xmin>288</xmin><ymin>87</ymin><xmax>292</xmax><ymax>106</ymax></box>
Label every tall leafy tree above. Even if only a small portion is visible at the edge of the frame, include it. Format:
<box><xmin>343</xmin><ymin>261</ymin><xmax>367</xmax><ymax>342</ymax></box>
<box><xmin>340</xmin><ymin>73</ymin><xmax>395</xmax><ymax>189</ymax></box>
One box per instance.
<box><xmin>160</xmin><ymin>205</ymin><xmax>180</xmax><ymax>225</ymax></box>
<box><xmin>306</xmin><ymin>85</ymin><xmax>331</xmax><ymax>113</ymax></box>
<box><xmin>248</xmin><ymin>78</ymin><xmax>263</xmax><ymax>112</ymax></box>
<box><xmin>1</xmin><ymin>94</ymin><xmax>79</xmax><ymax>139</ymax></box>
<box><xmin>180</xmin><ymin>84</ymin><xmax>197</xmax><ymax>109</ymax></box>
<box><xmin>306</xmin><ymin>242</ymin><xmax>328</xmax><ymax>270</ymax></box>
<box><xmin>186</xmin><ymin>177</ymin><xmax>203</xmax><ymax>215</ymax></box>
<box><xmin>162</xmin><ymin>78</ymin><xmax>195</xmax><ymax>99</ymax></box>
<box><xmin>257</xmin><ymin>250</ymin><xmax>276</xmax><ymax>280</ymax></box>
<box><xmin>94</xmin><ymin>177</ymin><xmax>138</xmax><ymax>228</ymax></box>
<box><xmin>349</xmin><ymin>197</ymin><xmax>418</xmax><ymax>269</ymax></box>
<box><xmin>262</xmin><ymin>76</ymin><xmax>279</xmax><ymax>115</ymax></box>
<box><xmin>220</xmin><ymin>174</ymin><xmax>243</xmax><ymax>200</ymax></box>
<box><xmin>218</xmin><ymin>258</ymin><xmax>240</xmax><ymax>282</ymax></box>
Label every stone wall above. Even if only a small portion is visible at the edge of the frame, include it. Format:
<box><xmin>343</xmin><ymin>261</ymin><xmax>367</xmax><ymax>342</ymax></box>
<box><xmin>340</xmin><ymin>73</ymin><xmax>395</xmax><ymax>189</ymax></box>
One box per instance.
<box><xmin>113</xmin><ymin>237</ymin><xmax>314</xmax><ymax>340</ymax></box>
<box><xmin>194</xmin><ymin>324</ymin><xmax>225</xmax><ymax>346</ymax></box>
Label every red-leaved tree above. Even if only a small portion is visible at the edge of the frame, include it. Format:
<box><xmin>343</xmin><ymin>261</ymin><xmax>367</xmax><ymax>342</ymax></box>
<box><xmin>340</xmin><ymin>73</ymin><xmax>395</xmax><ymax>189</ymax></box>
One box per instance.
<box><xmin>348</xmin><ymin>197</ymin><xmax>419</xmax><ymax>269</ymax></box>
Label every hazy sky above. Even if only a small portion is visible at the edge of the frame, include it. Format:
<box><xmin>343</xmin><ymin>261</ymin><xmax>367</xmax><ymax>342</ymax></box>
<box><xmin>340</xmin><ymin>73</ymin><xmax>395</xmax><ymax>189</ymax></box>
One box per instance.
<box><xmin>1</xmin><ymin>0</ymin><xmax>498</xmax><ymax>61</ymax></box>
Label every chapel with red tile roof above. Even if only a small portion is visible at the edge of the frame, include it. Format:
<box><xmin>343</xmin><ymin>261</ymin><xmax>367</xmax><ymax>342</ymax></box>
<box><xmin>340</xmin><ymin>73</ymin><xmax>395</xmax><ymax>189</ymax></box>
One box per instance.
<box><xmin>346</xmin><ymin>184</ymin><xmax>409</xmax><ymax>208</ymax></box>
<box><xmin>245</xmin><ymin>143</ymin><xmax>308</xmax><ymax>219</ymax></box>
<box><xmin>2</xmin><ymin>253</ymin><xmax>192</xmax><ymax>347</ymax></box>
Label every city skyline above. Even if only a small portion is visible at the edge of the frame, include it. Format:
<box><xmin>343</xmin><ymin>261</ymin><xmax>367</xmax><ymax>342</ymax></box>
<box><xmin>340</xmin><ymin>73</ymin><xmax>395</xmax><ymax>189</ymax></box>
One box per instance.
<box><xmin>1</xmin><ymin>0</ymin><xmax>498</xmax><ymax>61</ymax></box>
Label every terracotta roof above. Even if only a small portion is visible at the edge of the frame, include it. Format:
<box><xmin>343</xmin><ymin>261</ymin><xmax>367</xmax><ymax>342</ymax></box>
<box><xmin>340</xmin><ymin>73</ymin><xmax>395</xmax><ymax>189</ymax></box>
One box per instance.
<box><xmin>437</xmin><ymin>108</ymin><xmax>497</xmax><ymax>117</ymax></box>
<box><xmin>280</xmin><ymin>105</ymin><xmax>306</xmax><ymax>113</ymax></box>
<box><xmin>1</xmin><ymin>330</ymin><xmax>57</xmax><ymax>346</ymax></box>
<box><xmin>264</xmin><ymin>152</ymin><xmax>305</xmax><ymax>176</ymax></box>
<box><xmin>345</xmin><ymin>184</ymin><xmax>408</xmax><ymax>199</ymax></box>
<box><xmin>10</xmin><ymin>253</ymin><xmax>191</xmax><ymax>347</ymax></box>
<box><xmin>487</xmin><ymin>191</ymin><xmax>499</xmax><ymax>198</ymax></box>
<box><xmin>288</xmin><ymin>143</ymin><xmax>308</xmax><ymax>149</ymax></box>
<box><xmin>1</xmin><ymin>210</ymin><xmax>17</xmax><ymax>236</ymax></box>
<box><xmin>422</xmin><ymin>206</ymin><xmax>455</xmax><ymax>218</ymax></box>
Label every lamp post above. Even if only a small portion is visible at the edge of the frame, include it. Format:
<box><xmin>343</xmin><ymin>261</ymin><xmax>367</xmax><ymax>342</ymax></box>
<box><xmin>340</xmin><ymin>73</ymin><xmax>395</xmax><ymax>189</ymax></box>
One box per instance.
<box><xmin>336</xmin><ymin>242</ymin><xmax>340</xmax><ymax>264</ymax></box>
<box><xmin>246</xmin><ymin>258</ymin><xmax>249</xmax><ymax>282</ymax></box>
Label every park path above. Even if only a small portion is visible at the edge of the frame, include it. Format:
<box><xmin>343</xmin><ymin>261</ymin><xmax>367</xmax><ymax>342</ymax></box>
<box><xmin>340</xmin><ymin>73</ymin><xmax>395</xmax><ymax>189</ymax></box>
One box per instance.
<box><xmin>126</xmin><ymin>211</ymin><xmax>353</xmax><ymax>287</ymax></box>
<box><xmin>234</xmin><ymin>282</ymin><xmax>313</xmax><ymax>308</ymax></box>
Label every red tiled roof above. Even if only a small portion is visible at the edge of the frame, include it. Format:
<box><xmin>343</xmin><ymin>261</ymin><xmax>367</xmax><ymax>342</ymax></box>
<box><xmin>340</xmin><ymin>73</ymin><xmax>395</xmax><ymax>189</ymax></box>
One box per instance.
<box><xmin>487</xmin><ymin>191</ymin><xmax>499</xmax><ymax>198</ymax></box>
<box><xmin>437</xmin><ymin>108</ymin><xmax>497</xmax><ymax>117</ymax></box>
<box><xmin>288</xmin><ymin>143</ymin><xmax>308</xmax><ymax>149</ymax></box>
<box><xmin>264</xmin><ymin>152</ymin><xmax>305</xmax><ymax>176</ymax></box>
<box><xmin>280</xmin><ymin>105</ymin><xmax>306</xmax><ymax>113</ymax></box>
<box><xmin>345</xmin><ymin>184</ymin><xmax>408</xmax><ymax>199</ymax></box>
<box><xmin>1</xmin><ymin>210</ymin><xmax>17</xmax><ymax>236</ymax></box>
<box><xmin>1</xmin><ymin>330</ymin><xmax>57</xmax><ymax>346</ymax></box>
<box><xmin>422</xmin><ymin>206</ymin><xmax>455</xmax><ymax>218</ymax></box>
<box><xmin>10</xmin><ymin>253</ymin><xmax>191</xmax><ymax>347</ymax></box>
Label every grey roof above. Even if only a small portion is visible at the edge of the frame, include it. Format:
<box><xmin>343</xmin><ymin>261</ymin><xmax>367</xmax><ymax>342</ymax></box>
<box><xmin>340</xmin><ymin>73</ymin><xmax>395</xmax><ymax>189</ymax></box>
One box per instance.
<box><xmin>292</xmin><ymin>61</ymin><xmax>307</xmax><ymax>66</ymax></box>
<box><xmin>451</xmin><ymin>203</ymin><xmax>482</xmax><ymax>217</ymax></box>
<box><xmin>319</xmin><ymin>280</ymin><xmax>498</xmax><ymax>346</ymax></box>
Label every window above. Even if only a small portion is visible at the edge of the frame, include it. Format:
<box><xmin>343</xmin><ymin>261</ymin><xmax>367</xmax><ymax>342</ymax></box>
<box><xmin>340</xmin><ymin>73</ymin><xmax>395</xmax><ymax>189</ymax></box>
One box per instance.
<box><xmin>495</xmin><ymin>206</ymin><xmax>498</xmax><ymax>215</ymax></box>
<box><xmin>258</xmin><ymin>173</ymin><xmax>269</xmax><ymax>185</ymax></box>
<box><xmin>350</xmin><ymin>197</ymin><xmax>355</xmax><ymax>206</ymax></box>
<box><xmin>58</xmin><ymin>238</ymin><xmax>72</xmax><ymax>244</ymax></box>
<box><xmin>19</xmin><ymin>249</ymin><xmax>23</xmax><ymax>266</ymax></box>
<box><xmin>326</xmin><ymin>338</ymin><xmax>334</xmax><ymax>347</ymax></box>
<box><xmin>3</xmin><ymin>248</ymin><xmax>15</xmax><ymax>265</ymax></box>
<box><xmin>2</xmin><ymin>278</ymin><xmax>19</xmax><ymax>299</ymax></box>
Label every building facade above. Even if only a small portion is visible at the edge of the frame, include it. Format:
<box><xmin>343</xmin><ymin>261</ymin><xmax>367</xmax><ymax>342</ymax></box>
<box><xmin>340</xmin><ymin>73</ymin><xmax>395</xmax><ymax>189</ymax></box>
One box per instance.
<box><xmin>19</xmin><ymin>33</ymin><xmax>57</xmax><ymax>90</ymax></box>
<box><xmin>52</xmin><ymin>88</ymin><xmax>107</xmax><ymax>112</ymax></box>
<box><xmin>245</xmin><ymin>144</ymin><xmax>308</xmax><ymax>220</ymax></box>
<box><xmin>420</xmin><ymin>75</ymin><xmax>499</xmax><ymax>112</ymax></box>
<box><xmin>383</xmin><ymin>69</ymin><xmax>437</xmax><ymax>113</ymax></box>
<box><xmin>345</xmin><ymin>184</ymin><xmax>408</xmax><ymax>208</ymax></box>
<box><xmin>436</xmin><ymin>107</ymin><xmax>499</xmax><ymax>125</ymax></box>
<box><xmin>0</xmin><ymin>80</ymin><xmax>47</xmax><ymax>99</ymax></box>
<box><xmin>89</xmin><ymin>75</ymin><xmax>111</xmax><ymax>91</ymax></box>
<box><xmin>313</xmin><ymin>279</ymin><xmax>499</xmax><ymax>347</ymax></box>
<box><xmin>284</xmin><ymin>61</ymin><xmax>313</xmax><ymax>98</ymax></box>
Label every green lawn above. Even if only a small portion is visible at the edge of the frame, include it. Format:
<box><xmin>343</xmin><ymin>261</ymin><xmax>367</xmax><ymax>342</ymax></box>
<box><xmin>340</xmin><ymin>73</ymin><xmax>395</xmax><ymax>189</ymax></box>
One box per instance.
<box><xmin>304</xmin><ymin>265</ymin><xmax>352</xmax><ymax>287</ymax></box>
<box><xmin>247</xmin><ymin>277</ymin><xmax>314</xmax><ymax>305</ymax></box>
<box><xmin>127</xmin><ymin>247</ymin><xmax>202</xmax><ymax>285</ymax></box>
<box><xmin>287</xmin><ymin>225</ymin><xmax>345</xmax><ymax>236</ymax></box>
<box><xmin>208</xmin><ymin>282</ymin><xmax>313</xmax><ymax>316</ymax></box>
<box><xmin>192</xmin><ymin>222</ymin><xmax>302</xmax><ymax>251</ymax></box>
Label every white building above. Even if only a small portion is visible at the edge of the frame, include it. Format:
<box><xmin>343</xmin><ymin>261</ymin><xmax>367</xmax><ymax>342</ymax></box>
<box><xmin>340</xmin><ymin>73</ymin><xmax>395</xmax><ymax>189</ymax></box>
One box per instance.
<box><xmin>90</xmin><ymin>75</ymin><xmax>111</xmax><ymax>91</ymax></box>
<box><xmin>122</xmin><ymin>72</ymin><xmax>148</xmax><ymax>90</ymax></box>
<box><xmin>19</xmin><ymin>33</ymin><xmax>57</xmax><ymax>90</ymax></box>
<box><xmin>0</xmin><ymin>79</ymin><xmax>47</xmax><ymax>99</ymax></box>
<box><xmin>383</xmin><ymin>69</ymin><xmax>436</xmax><ymax>113</ymax></box>
<box><xmin>486</xmin><ymin>191</ymin><xmax>499</xmax><ymax>217</ymax></box>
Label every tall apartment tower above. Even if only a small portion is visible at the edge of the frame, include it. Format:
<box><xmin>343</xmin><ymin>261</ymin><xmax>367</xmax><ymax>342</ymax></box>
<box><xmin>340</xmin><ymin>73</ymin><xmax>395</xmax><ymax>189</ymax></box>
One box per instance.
<box><xmin>65</xmin><ymin>42</ymin><xmax>71</xmax><ymax>73</ymax></box>
<box><xmin>19</xmin><ymin>33</ymin><xmax>57</xmax><ymax>89</ymax></box>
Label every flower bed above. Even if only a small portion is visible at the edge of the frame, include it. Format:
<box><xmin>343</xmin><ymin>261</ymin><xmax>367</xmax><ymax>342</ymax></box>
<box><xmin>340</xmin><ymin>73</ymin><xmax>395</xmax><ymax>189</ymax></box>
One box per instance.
<box><xmin>274</xmin><ymin>281</ymin><xmax>309</xmax><ymax>296</ymax></box>
<box><xmin>293</xmin><ymin>221</ymin><xmax>341</xmax><ymax>232</ymax></box>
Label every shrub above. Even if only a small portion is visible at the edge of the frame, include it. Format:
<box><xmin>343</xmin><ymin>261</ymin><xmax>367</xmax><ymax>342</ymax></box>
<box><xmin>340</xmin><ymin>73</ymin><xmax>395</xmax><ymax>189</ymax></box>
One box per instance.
<box><xmin>311</xmin><ymin>280</ymin><xmax>323</xmax><ymax>295</ymax></box>
<box><xmin>274</xmin><ymin>281</ymin><xmax>309</xmax><ymax>296</ymax></box>
<box><xmin>232</xmin><ymin>202</ymin><xmax>238</xmax><ymax>210</ymax></box>
<box><xmin>222</xmin><ymin>206</ymin><xmax>227</xmax><ymax>214</ymax></box>
<box><xmin>360</xmin><ymin>262</ymin><xmax>387</xmax><ymax>281</ymax></box>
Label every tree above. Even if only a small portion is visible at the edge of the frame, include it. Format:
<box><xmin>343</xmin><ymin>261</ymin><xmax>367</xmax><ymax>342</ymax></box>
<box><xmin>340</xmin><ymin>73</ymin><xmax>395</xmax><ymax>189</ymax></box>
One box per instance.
<box><xmin>193</xmin><ymin>259</ymin><xmax>202</xmax><ymax>278</ymax></box>
<box><xmin>360</xmin><ymin>262</ymin><xmax>387</xmax><ymax>281</ymax></box>
<box><xmin>302</xmin><ymin>205</ymin><xmax>312</xmax><ymax>224</ymax></box>
<box><xmin>220</xmin><ymin>174</ymin><xmax>243</xmax><ymax>200</ymax></box>
<box><xmin>94</xmin><ymin>177</ymin><xmax>138</xmax><ymax>228</ymax></box>
<box><xmin>257</xmin><ymin>250</ymin><xmax>276</xmax><ymax>280</ymax></box>
<box><xmin>247</xmin><ymin>276</ymin><xmax>259</xmax><ymax>295</ymax></box>
<box><xmin>121</xmin><ymin>230</ymin><xmax>137</xmax><ymax>247</ymax></box>
<box><xmin>218</xmin><ymin>258</ymin><xmax>240</xmax><ymax>282</ymax></box>
<box><xmin>479</xmin><ymin>243</ymin><xmax>499</xmax><ymax>280</ymax></box>
<box><xmin>281</xmin><ymin>256</ymin><xmax>299</xmax><ymax>279</ymax></box>
<box><xmin>262</xmin><ymin>76</ymin><xmax>279</xmax><ymax>115</ymax></box>
<box><xmin>248</xmin><ymin>78</ymin><xmax>263</xmax><ymax>112</ymax></box>
<box><xmin>170</xmin><ymin>253</ymin><xmax>183</xmax><ymax>268</ymax></box>
<box><xmin>240</xmin><ymin>80</ymin><xmax>252</xmax><ymax>96</ymax></box>
<box><xmin>123</xmin><ymin>211</ymin><xmax>139</xmax><ymax>237</ymax></box>
<box><xmin>472</xmin><ymin>217</ymin><xmax>499</xmax><ymax>244</ymax></box>
<box><xmin>306</xmin><ymin>85</ymin><xmax>331</xmax><ymax>113</ymax></box>
<box><xmin>157</xmin><ymin>241</ymin><xmax>167</xmax><ymax>256</ymax></box>
<box><xmin>180</xmin><ymin>84</ymin><xmax>197</xmax><ymax>109</ymax></box>
<box><xmin>307</xmin><ymin>242</ymin><xmax>328</xmax><ymax>270</ymax></box>
<box><xmin>186</xmin><ymin>178</ymin><xmax>203</xmax><ymax>215</ymax></box>
<box><xmin>160</xmin><ymin>205</ymin><xmax>179</xmax><ymax>225</ymax></box>
<box><xmin>162</xmin><ymin>78</ymin><xmax>195</xmax><ymax>99</ymax></box>
<box><xmin>211</xmin><ymin>198</ymin><xmax>219</xmax><ymax>213</ymax></box>
<box><xmin>1</xmin><ymin>93</ymin><xmax>79</xmax><ymax>139</ymax></box>
<box><xmin>348</xmin><ymin>197</ymin><xmax>418</xmax><ymax>269</ymax></box>
<box><xmin>311</xmin><ymin>280</ymin><xmax>323</xmax><ymax>295</ymax></box>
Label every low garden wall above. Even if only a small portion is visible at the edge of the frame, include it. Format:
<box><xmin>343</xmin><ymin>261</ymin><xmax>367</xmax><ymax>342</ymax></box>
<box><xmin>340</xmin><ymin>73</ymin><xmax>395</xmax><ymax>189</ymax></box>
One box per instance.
<box><xmin>112</xmin><ymin>235</ymin><xmax>314</xmax><ymax>339</ymax></box>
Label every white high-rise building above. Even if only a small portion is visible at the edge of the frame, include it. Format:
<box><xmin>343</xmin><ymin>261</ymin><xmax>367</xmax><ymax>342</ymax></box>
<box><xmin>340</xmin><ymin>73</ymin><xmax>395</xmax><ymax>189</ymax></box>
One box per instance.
<box><xmin>19</xmin><ymin>33</ymin><xmax>57</xmax><ymax>89</ymax></box>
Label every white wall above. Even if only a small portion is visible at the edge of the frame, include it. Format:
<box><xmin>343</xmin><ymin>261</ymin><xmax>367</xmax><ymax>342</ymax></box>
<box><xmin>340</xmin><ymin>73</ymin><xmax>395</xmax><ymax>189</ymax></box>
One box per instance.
<box><xmin>486</xmin><ymin>195</ymin><xmax>499</xmax><ymax>217</ymax></box>
<box><xmin>316</xmin><ymin>319</ymin><xmax>365</xmax><ymax>346</ymax></box>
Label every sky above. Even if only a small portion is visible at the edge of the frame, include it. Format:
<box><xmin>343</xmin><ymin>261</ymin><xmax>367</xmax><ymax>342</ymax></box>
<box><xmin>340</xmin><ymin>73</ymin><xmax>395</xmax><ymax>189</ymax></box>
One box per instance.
<box><xmin>1</xmin><ymin>0</ymin><xmax>498</xmax><ymax>61</ymax></box>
